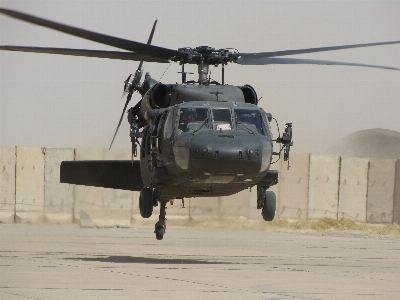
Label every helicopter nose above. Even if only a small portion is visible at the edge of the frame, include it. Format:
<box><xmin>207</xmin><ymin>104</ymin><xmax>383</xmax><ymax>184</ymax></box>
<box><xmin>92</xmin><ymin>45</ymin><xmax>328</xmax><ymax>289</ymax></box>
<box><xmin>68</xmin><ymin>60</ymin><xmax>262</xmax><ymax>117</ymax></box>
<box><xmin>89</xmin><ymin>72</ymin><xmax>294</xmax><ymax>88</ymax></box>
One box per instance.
<box><xmin>187</xmin><ymin>133</ymin><xmax>271</xmax><ymax>180</ymax></box>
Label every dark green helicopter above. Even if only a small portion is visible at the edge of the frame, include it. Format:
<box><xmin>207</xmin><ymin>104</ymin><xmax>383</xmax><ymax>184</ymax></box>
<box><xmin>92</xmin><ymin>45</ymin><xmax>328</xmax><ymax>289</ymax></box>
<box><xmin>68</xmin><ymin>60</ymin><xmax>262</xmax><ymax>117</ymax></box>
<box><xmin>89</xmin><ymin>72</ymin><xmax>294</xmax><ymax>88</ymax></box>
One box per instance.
<box><xmin>1</xmin><ymin>8</ymin><xmax>399</xmax><ymax>240</ymax></box>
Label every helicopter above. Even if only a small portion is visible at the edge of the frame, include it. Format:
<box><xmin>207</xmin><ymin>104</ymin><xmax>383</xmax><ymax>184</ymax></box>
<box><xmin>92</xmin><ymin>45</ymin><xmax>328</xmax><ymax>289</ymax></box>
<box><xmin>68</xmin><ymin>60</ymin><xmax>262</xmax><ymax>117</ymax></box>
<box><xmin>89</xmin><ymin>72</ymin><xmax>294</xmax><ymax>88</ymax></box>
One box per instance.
<box><xmin>1</xmin><ymin>8</ymin><xmax>400</xmax><ymax>240</ymax></box>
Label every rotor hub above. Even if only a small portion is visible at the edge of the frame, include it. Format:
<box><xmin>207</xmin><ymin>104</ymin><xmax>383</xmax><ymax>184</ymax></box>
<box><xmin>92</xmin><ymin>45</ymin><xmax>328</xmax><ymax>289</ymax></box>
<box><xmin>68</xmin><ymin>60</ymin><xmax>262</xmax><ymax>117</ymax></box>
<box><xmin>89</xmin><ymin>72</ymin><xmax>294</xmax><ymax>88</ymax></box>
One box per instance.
<box><xmin>175</xmin><ymin>46</ymin><xmax>239</xmax><ymax>66</ymax></box>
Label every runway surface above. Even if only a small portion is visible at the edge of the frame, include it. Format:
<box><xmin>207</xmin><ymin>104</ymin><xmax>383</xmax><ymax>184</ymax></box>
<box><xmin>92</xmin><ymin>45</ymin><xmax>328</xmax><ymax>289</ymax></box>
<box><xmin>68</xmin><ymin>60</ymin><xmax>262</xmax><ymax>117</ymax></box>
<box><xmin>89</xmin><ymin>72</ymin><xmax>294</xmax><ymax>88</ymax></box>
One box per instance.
<box><xmin>1</xmin><ymin>224</ymin><xmax>399</xmax><ymax>299</ymax></box>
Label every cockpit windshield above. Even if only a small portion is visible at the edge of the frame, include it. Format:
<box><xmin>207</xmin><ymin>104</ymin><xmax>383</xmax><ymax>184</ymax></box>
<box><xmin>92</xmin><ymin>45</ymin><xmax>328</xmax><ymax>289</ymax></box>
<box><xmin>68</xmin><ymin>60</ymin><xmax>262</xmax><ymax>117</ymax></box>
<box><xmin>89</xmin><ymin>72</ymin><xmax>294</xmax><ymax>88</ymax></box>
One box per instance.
<box><xmin>177</xmin><ymin>107</ymin><xmax>209</xmax><ymax>134</ymax></box>
<box><xmin>234</xmin><ymin>109</ymin><xmax>267</xmax><ymax>135</ymax></box>
<box><xmin>212</xmin><ymin>109</ymin><xmax>232</xmax><ymax>131</ymax></box>
<box><xmin>176</xmin><ymin>106</ymin><xmax>269</xmax><ymax>136</ymax></box>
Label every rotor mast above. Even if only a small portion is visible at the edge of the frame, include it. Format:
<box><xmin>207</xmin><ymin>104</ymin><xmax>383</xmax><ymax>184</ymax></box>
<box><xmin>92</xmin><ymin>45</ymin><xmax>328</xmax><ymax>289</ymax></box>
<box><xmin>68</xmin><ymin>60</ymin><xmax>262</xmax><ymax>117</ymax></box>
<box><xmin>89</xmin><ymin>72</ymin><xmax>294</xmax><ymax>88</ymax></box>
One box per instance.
<box><xmin>198</xmin><ymin>63</ymin><xmax>209</xmax><ymax>84</ymax></box>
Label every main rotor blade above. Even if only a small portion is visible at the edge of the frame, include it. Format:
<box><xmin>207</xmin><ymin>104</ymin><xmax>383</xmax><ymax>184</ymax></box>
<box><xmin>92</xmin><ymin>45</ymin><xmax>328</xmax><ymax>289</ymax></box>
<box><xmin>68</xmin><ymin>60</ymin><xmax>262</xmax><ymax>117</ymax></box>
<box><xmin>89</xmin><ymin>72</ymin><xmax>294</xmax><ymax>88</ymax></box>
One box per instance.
<box><xmin>0</xmin><ymin>46</ymin><xmax>169</xmax><ymax>62</ymax></box>
<box><xmin>239</xmin><ymin>40</ymin><xmax>400</xmax><ymax>60</ymax></box>
<box><xmin>138</xmin><ymin>19</ymin><xmax>158</xmax><ymax>71</ymax></box>
<box><xmin>0</xmin><ymin>8</ymin><xmax>187</xmax><ymax>61</ymax></box>
<box><xmin>136</xmin><ymin>19</ymin><xmax>158</xmax><ymax>82</ymax></box>
<box><xmin>236</xmin><ymin>56</ymin><xmax>400</xmax><ymax>71</ymax></box>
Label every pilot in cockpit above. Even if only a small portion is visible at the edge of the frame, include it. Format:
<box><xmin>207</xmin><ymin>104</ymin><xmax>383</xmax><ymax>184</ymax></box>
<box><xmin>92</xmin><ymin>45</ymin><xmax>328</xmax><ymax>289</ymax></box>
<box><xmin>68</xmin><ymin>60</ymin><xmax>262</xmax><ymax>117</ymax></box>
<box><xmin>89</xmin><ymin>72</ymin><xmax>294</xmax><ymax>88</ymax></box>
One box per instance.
<box><xmin>178</xmin><ymin>109</ymin><xmax>197</xmax><ymax>133</ymax></box>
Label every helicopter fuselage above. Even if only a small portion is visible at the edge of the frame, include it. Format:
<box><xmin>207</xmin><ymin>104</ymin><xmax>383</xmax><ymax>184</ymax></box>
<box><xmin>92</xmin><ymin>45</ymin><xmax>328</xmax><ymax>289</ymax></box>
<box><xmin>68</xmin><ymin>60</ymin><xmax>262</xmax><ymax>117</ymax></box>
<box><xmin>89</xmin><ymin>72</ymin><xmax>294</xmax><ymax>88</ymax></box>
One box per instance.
<box><xmin>132</xmin><ymin>76</ymin><xmax>276</xmax><ymax>197</ymax></box>
<box><xmin>139</xmin><ymin>99</ymin><xmax>274</xmax><ymax>199</ymax></box>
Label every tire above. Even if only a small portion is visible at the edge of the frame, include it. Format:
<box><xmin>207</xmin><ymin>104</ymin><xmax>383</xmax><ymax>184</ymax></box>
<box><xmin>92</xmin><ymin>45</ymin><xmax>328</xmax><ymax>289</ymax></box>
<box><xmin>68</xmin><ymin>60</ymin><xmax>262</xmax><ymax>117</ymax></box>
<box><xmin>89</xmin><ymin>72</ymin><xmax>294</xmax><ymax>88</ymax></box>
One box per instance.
<box><xmin>140</xmin><ymin>188</ymin><xmax>153</xmax><ymax>218</ymax></box>
<box><xmin>155</xmin><ymin>225</ymin><xmax>165</xmax><ymax>240</ymax></box>
<box><xmin>262</xmin><ymin>191</ymin><xmax>276</xmax><ymax>221</ymax></box>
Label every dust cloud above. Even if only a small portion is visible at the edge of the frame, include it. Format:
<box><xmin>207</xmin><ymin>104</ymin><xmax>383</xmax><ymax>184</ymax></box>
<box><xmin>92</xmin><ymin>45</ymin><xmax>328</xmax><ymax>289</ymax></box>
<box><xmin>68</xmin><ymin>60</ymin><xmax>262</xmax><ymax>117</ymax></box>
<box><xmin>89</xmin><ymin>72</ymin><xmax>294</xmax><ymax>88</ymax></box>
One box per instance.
<box><xmin>326</xmin><ymin>128</ymin><xmax>400</xmax><ymax>159</ymax></box>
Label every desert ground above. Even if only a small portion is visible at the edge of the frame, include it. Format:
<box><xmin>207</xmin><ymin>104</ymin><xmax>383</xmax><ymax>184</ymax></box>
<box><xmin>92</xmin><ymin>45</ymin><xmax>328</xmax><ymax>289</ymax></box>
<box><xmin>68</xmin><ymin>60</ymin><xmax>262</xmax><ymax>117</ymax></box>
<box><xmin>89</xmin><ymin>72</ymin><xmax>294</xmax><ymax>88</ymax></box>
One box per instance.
<box><xmin>1</xmin><ymin>223</ymin><xmax>399</xmax><ymax>300</ymax></box>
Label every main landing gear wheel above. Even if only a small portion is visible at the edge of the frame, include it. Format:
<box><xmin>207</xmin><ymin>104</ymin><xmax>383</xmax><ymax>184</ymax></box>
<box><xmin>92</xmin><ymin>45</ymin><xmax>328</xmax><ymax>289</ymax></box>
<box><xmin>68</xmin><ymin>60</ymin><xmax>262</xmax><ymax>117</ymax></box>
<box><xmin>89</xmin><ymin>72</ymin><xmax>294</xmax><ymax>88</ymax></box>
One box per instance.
<box><xmin>262</xmin><ymin>191</ymin><xmax>276</xmax><ymax>221</ymax></box>
<box><xmin>139</xmin><ymin>187</ymin><xmax>153</xmax><ymax>218</ymax></box>
<box><xmin>154</xmin><ymin>200</ymin><xmax>167</xmax><ymax>240</ymax></box>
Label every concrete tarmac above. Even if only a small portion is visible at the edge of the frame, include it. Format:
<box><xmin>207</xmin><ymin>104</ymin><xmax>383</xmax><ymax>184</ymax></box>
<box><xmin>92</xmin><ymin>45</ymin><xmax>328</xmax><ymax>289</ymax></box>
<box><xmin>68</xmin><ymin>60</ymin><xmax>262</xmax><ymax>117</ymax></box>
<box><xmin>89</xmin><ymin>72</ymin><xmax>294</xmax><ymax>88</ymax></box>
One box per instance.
<box><xmin>0</xmin><ymin>224</ymin><xmax>399</xmax><ymax>300</ymax></box>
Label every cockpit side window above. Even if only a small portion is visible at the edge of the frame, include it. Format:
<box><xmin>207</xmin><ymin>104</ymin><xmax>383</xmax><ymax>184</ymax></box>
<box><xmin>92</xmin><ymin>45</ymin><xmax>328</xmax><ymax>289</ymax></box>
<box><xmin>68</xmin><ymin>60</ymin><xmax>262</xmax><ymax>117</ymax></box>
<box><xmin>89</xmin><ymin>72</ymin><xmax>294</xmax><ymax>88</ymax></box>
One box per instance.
<box><xmin>234</xmin><ymin>109</ymin><xmax>268</xmax><ymax>135</ymax></box>
<box><xmin>261</xmin><ymin>111</ymin><xmax>272</xmax><ymax>139</ymax></box>
<box><xmin>212</xmin><ymin>109</ymin><xmax>232</xmax><ymax>130</ymax></box>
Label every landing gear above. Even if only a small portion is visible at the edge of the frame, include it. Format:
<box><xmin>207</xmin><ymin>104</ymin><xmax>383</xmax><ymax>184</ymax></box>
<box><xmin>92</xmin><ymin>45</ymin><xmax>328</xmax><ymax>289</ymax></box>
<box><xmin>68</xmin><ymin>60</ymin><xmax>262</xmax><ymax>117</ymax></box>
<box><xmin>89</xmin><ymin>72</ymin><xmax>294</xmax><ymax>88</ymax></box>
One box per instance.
<box><xmin>155</xmin><ymin>224</ymin><xmax>165</xmax><ymax>240</ymax></box>
<box><xmin>154</xmin><ymin>200</ymin><xmax>167</xmax><ymax>240</ymax></box>
<box><xmin>261</xmin><ymin>191</ymin><xmax>276</xmax><ymax>221</ymax></box>
<box><xmin>139</xmin><ymin>187</ymin><xmax>153</xmax><ymax>218</ymax></box>
<box><xmin>257</xmin><ymin>187</ymin><xmax>276</xmax><ymax>221</ymax></box>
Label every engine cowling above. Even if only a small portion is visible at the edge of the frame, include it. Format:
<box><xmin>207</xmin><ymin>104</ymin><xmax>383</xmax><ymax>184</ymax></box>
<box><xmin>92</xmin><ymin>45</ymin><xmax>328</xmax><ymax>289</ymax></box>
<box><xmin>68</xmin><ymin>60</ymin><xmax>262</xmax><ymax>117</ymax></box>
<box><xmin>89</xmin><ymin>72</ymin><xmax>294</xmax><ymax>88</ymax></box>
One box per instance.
<box><xmin>150</xmin><ymin>83</ymin><xmax>172</xmax><ymax>109</ymax></box>
<box><xmin>139</xmin><ymin>83</ymin><xmax>173</xmax><ymax>119</ymax></box>
<box><xmin>239</xmin><ymin>84</ymin><xmax>258</xmax><ymax>105</ymax></box>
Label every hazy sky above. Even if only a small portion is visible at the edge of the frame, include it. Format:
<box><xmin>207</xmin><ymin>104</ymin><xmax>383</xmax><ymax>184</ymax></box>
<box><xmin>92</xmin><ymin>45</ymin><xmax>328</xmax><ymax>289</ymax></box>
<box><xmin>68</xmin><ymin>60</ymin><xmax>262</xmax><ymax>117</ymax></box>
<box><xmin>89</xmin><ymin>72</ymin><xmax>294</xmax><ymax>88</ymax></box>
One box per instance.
<box><xmin>1</xmin><ymin>0</ymin><xmax>399</xmax><ymax>153</ymax></box>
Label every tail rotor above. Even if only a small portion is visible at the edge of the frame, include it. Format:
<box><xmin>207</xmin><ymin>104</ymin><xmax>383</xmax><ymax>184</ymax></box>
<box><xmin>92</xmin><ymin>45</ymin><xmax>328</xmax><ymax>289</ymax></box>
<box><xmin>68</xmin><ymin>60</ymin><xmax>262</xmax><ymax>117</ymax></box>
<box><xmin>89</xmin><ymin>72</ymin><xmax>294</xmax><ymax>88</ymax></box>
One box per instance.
<box><xmin>108</xmin><ymin>20</ymin><xmax>158</xmax><ymax>150</ymax></box>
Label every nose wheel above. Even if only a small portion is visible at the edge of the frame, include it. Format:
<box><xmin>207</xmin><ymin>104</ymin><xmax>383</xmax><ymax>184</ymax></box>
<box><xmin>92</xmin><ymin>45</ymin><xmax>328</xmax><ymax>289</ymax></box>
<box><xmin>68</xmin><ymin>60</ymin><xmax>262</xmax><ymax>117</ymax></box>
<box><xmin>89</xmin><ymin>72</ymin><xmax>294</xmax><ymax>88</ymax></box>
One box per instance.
<box><xmin>154</xmin><ymin>200</ymin><xmax>167</xmax><ymax>240</ymax></box>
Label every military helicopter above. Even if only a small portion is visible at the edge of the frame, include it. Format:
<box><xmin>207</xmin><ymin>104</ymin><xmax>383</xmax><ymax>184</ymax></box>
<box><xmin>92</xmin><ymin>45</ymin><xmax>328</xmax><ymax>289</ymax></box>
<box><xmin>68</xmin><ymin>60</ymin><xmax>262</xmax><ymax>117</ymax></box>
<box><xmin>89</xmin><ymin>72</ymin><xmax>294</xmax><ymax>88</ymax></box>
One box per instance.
<box><xmin>1</xmin><ymin>8</ymin><xmax>399</xmax><ymax>240</ymax></box>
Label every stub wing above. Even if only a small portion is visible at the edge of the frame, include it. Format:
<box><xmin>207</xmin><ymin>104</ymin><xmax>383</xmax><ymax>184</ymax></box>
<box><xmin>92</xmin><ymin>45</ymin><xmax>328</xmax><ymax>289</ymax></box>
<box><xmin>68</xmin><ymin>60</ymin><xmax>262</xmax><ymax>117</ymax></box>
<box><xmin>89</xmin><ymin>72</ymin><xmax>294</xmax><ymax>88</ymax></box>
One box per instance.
<box><xmin>60</xmin><ymin>160</ymin><xmax>143</xmax><ymax>191</ymax></box>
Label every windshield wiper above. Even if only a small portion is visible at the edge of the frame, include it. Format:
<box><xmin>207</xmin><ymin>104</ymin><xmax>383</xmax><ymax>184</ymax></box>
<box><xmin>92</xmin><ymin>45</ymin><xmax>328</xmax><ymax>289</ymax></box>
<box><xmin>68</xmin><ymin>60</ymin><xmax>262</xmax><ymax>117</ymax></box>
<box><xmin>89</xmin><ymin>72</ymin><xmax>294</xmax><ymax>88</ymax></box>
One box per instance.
<box><xmin>192</xmin><ymin>117</ymin><xmax>210</xmax><ymax>135</ymax></box>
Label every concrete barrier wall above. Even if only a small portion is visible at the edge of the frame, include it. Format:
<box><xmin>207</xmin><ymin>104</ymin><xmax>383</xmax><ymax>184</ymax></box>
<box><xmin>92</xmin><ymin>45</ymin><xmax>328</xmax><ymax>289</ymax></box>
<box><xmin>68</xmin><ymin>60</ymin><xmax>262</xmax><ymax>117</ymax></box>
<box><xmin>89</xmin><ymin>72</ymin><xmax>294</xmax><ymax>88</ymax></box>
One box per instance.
<box><xmin>308</xmin><ymin>155</ymin><xmax>340</xmax><ymax>219</ymax></box>
<box><xmin>367</xmin><ymin>159</ymin><xmax>396</xmax><ymax>223</ymax></box>
<box><xmin>338</xmin><ymin>157</ymin><xmax>369</xmax><ymax>222</ymax></box>
<box><xmin>44</xmin><ymin>148</ymin><xmax>75</xmax><ymax>224</ymax></box>
<box><xmin>278</xmin><ymin>153</ymin><xmax>310</xmax><ymax>219</ymax></box>
<box><xmin>0</xmin><ymin>146</ymin><xmax>16</xmax><ymax>223</ymax></box>
<box><xmin>15</xmin><ymin>147</ymin><xmax>45</xmax><ymax>223</ymax></box>
<box><xmin>1</xmin><ymin>146</ymin><xmax>399</xmax><ymax>225</ymax></box>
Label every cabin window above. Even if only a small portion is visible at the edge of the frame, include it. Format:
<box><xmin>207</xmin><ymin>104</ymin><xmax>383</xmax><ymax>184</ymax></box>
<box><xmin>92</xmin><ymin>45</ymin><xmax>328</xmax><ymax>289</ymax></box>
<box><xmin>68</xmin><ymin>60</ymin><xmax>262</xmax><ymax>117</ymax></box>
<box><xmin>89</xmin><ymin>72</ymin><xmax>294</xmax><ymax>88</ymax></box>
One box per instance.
<box><xmin>234</xmin><ymin>109</ymin><xmax>268</xmax><ymax>135</ymax></box>
<box><xmin>177</xmin><ymin>108</ymin><xmax>209</xmax><ymax>134</ymax></box>
<box><xmin>212</xmin><ymin>109</ymin><xmax>232</xmax><ymax>130</ymax></box>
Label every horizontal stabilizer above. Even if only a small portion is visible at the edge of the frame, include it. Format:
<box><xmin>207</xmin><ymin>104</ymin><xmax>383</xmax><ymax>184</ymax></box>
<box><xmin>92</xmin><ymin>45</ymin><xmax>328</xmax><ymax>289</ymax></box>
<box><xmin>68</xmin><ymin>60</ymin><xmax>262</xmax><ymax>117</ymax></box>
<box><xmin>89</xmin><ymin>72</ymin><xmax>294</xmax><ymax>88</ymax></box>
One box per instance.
<box><xmin>60</xmin><ymin>160</ymin><xmax>143</xmax><ymax>191</ymax></box>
